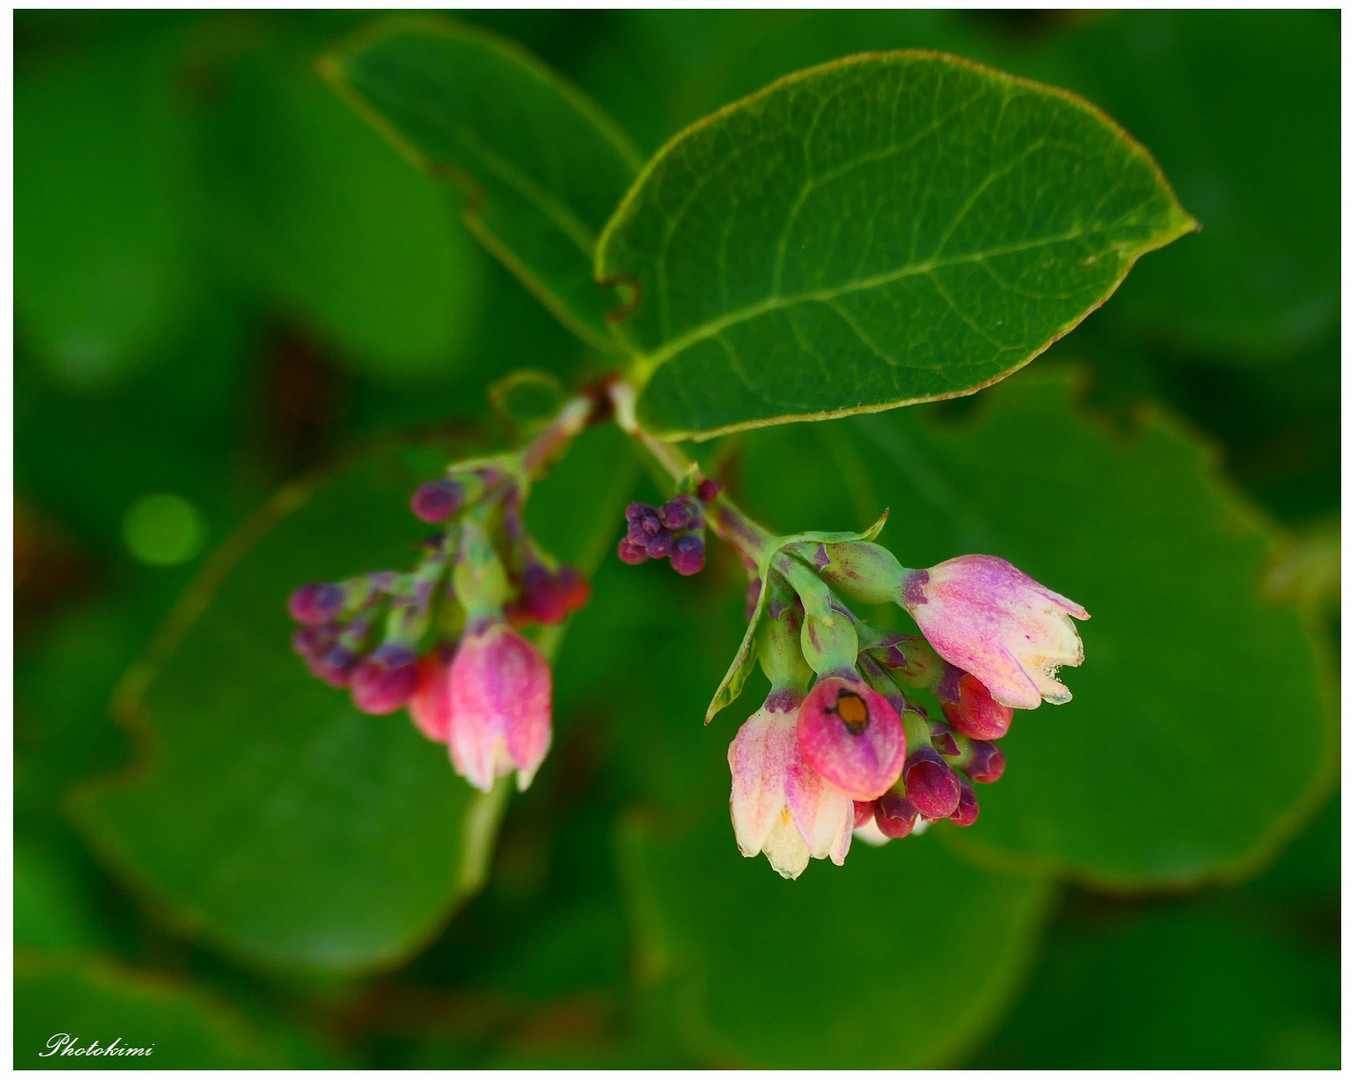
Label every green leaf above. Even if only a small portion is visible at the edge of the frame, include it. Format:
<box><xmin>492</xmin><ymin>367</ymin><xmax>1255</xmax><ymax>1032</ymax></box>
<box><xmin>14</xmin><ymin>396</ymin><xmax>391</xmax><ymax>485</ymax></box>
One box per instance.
<box><xmin>15</xmin><ymin>957</ymin><xmax>298</xmax><ymax>1068</ymax></box>
<box><xmin>15</xmin><ymin>35</ymin><xmax>194</xmax><ymax>389</ymax></box>
<box><xmin>619</xmin><ymin>813</ymin><xmax>1053</xmax><ymax>1068</ymax></box>
<box><xmin>322</xmin><ymin>17</ymin><xmax>642</xmax><ymax>352</ymax></box>
<box><xmin>69</xmin><ymin>440</ymin><xmax>493</xmax><ymax>973</ymax></box>
<box><xmin>597</xmin><ymin>52</ymin><xmax>1196</xmax><ymax>440</ymax></box>
<box><xmin>1022</xmin><ymin>10</ymin><xmax>1338</xmax><ymax>362</ymax></box>
<box><xmin>204</xmin><ymin>43</ymin><xmax>481</xmax><ymax>383</ymax></box>
<box><xmin>971</xmin><ymin>904</ymin><xmax>1338</xmax><ymax>1068</ymax></box>
<box><xmin>740</xmin><ymin>370</ymin><xmax>1336</xmax><ymax>886</ymax></box>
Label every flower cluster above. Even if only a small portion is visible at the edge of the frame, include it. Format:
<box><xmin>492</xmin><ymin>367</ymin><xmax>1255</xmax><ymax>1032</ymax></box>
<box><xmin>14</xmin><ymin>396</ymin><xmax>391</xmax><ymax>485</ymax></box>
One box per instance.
<box><xmin>288</xmin><ymin>460</ymin><xmax>586</xmax><ymax>793</ymax></box>
<box><xmin>697</xmin><ymin>517</ymin><xmax>1088</xmax><ymax>879</ymax></box>
<box><xmin>616</xmin><ymin>492</ymin><xmax>710</xmax><ymax>576</ymax></box>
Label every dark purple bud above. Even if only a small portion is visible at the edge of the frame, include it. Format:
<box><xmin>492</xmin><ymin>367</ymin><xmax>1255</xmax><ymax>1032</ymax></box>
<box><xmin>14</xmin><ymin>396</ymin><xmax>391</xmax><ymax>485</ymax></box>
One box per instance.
<box><xmin>410</xmin><ymin>480</ymin><xmax>463</xmax><ymax>524</ymax></box>
<box><xmin>556</xmin><ymin>566</ymin><xmax>590</xmax><ymax>613</ymax></box>
<box><xmin>618</xmin><ymin>539</ymin><xmax>649</xmax><ymax>566</ymax></box>
<box><xmin>625</xmin><ymin>521</ymin><xmax>649</xmax><ymax>544</ymax></box>
<box><xmin>661</xmin><ymin>495</ymin><xmax>702</xmax><ymax>532</ymax></box>
<box><xmin>874</xmin><ymin>792</ymin><xmax>919</xmax><ymax>839</ymax></box>
<box><xmin>624</xmin><ymin>502</ymin><xmax>648</xmax><ymax>523</ymax></box>
<box><xmin>288</xmin><ymin>582</ymin><xmax>345</xmax><ymax>626</ymax></box>
<box><xmin>697</xmin><ymin>479</ymin><xmax>721</xmax><ymax>502</ymax></box>
<box><xmin>316</xmin><ymin>645</ymin><xmax>360</xmax><ymax>688</ymax></box>
<box><xmin>639</xmin><ymin>510</ymin><xmax>663</xmax><ymax>537</ymax></box>
<box><xmin>670</xmin><ymin>534</ymin><xmax>706</xmax><ymax>576</ymax></box>
<box><xmin>950</xmin><ymin>783</ymin><xmax>980</xmax><ymax>827</ymax></box>
<box><xmin>518</xmin><ymin>564</ymin><xmax>570</xmax><ymax>624</ymax></box>
<box><xmin>904</xmin><ymin>748</ymin><xmax>962</xmax><ymax>819</ymax></box>
<box><xmin>350</xmin><ymin>643</ymin><xmax>421</xmax><ymax>715</ymax></box>
<box><xmin>292</xmin><ymin>624</ymin><xmax>336</xmax><ymax>661</ymax></box>
<box><xmin>646</xmin><ymin>531</ymin><xmax>673</xmax><ymax>559</ymax></box>
<box><xmin>963</xmin><ymin>741</ymin><xmax>1006</xmax><ymax>784</ymax></box>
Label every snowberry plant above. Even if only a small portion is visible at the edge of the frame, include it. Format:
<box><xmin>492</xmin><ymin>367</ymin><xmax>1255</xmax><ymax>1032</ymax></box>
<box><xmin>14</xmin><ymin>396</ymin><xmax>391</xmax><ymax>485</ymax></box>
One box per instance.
<box><xmin>291</xmin><ymin>19</ymin><xmax>1194</xmax><ymax>878</ymax></box>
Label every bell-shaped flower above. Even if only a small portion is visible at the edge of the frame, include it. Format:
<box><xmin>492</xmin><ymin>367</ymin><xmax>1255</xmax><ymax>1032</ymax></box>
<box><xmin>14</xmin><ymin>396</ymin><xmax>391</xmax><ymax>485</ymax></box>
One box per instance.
<box><xmin>728</xmin><ymin>693</ymin><xmax>855</xmax><ymax>880</ymax></box>
<box><xmin>900</xmin><ymin>555</ymin><xmax>1089</xmax><ymax>710</ymax></box>
<box><xmin>795</xmin><ymin>676</ymin><xmax>906</xmax><ymax>801</ymax></box>
<box><xmin>447</xmin><ymin>620</ymin><xmax>552</xmax><ymax>792</ymax></box>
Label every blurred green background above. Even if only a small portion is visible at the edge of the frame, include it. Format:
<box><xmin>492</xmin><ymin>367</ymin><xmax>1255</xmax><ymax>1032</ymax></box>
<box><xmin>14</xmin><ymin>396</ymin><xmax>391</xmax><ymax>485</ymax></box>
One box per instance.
<box><xmin>15</xmin><ymin>9</ymin><xmax>1338</xmax><ymax>1069</ymax></box>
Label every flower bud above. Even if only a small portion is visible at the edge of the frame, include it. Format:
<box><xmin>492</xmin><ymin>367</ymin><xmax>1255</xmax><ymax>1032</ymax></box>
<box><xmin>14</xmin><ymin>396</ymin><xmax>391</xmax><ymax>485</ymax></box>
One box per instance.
<box><xmin>801</xmin><ymin>541</ymin><xmax>906</xmax><ymax>606</ymax></box>
<box><xmin>950</xmin><ymin>783</ymin><xmax>980</xmax><ymax>827</ymax></box>
<box><xmin>853</xmin><ymin>800</ymin><xmax>876</xmax><ymax>828</ymax></box>
<box><xmin>697</xmin><ymin>478</ymin><xmax>721</xmax><ymax>502</ymax></box>
<box><xmin>963</xmin><ymin>741</ymin><xmax>1006</xmax><ymax>784</ymax></box>
<box><xmin>646</xmin><ymin>531</ymin><xmax>673</xmax><ymax>559</ymax></box>
<box><xmin>410</xmin><ymin>480</ymin><xmax>463</xmax><ymax>524</ymax></box>
<box><xmin>942</xmin><ymin>672</ymin><xmax>1014</xmax><ymax>740</ymax></box>
<box><xmin>796</xmin><ymin>676</ymin><xmax>906</xmax><ymax>801</ymax></box>
<box><xmin>288</xmin><ymin>582</ymin><xmax>344</xmax><ymax>626</ymax></box>
<box><xmin>661</xmin><ymin>495</ymin><xmax>702</xmax><ymax>532</ymax></box>
<box><xmin>408</xmin><ymin>645</ymin><xmax>454</xmax><ymax>741</ymax></box>
<box><xmin>447</xmin><ymin>620</ymin><xmax>552</xmax><ymax>792</ymax></box>
<box><xmin>874</xmin><ymin>791</ymin><xmax>919</xmax><ymax>839</ymax></box>
<box><xmin>670</xmin><ymin>534</ymin><xmax>705</xmax><ymax>576</ymax></box>
<box><xmin>618</xmin><ymin>539</ymin><xmax>649</xmax><ymax>565</ymax></box>
<box><xmin>350</xmin><ymin>643</ymin><xmax>421</xmax><ymax>715</ymax></box>
<box><xmin>315</xmin><ymin>645</ymin><xmax>360</xmax><ymax>688</ymax></box>
<box><xmin>292</xmin><ymin>624</ymin><xmax>336</xmax><ymax>663</ymax></box>
<box><xmin>555</xmin><ymin>566</ymin><xmax>590</xmax><ymax>612</ymax></box>
<box><xmin>903</xmin><ymin>747</ymin><xmax>962</xmax><ymax>819</ymax></box>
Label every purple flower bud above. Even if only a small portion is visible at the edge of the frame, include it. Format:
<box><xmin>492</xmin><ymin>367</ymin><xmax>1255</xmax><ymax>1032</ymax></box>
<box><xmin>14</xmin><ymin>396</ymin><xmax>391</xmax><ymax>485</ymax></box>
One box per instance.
<box><xmin>292</xmin><ymin>624</ymin><xmax>336</xmax><ymax>662</ymax></box>
<box><xmin>350</xmin><ymin>643</ymin><xmax>421</xmax><ymax>715</ymax></box>
<box><xmin>904</xmin><ymin>747</ymin><xmax>962</xmax><ymax>819</ymax></box>
<box><xmin>661</xmin><ymin>495</ymin><xmax>702</xmax><ymax>532</ymax></box>
<box><xmin>410</xmin><ymin>480</ymin><xmax>463</xmax><ymax>524</ymax></box>
<box><xmin>950</xmin><ymin>783</ymin><xmax>980</xmax><ymax>827</ymax></box>
<box><xmin>625</xmin><ymin>521</ymin><xmax>649</xmax><ymax>544</ymax></box>
<box><xmin>288</xmin><ymin>582</ymin><xmax>344</xmax><ymax>626</ymax></box>
<box><xmin>618</xmin><ymin>539</ymin><xmax>649</xmax><ymax>566</ymax></box>
<box><xmin>639</xmin><ymin>510</ymin><xmax>663</xmax><ymax>537</ymax></box>
<box><xmin>670</xmin><ymin>534</ymin><xmax>706</xmax><ymax>577</ymax></box>
<box><xmin>874</xmin><ymin>792</ymin><xmax>919</xmax><ymax>839</ymax></box>
<box><xmin>315</xmin><ymin>645</ymin><xmax>360</xmax><ymax>688</ymax></box>
<box><xmin>624</xmin><ymin>502</ymin><xmax>648</xmax><ymax>523</ymax></box>
<box><xmin>645</xmin><ymin>531</ymin><xmax>673</xmax><ymax>559</ymax></box>
<box><xmin>963</xmin><ymin>741</ymin><xmax>1006</xmax><ymax>784</ymax></box>
<box><xmin>697</xmin><ymin>479</ymin><xmax>721</xmax><ymax>502</ymax></box>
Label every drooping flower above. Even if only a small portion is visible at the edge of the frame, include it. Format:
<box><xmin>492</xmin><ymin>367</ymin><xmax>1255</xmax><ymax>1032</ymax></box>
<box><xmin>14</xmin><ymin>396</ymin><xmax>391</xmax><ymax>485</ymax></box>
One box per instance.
<box><xmin>728</xmin><ymin>692</ymin><xmax>855</xmax><ymax>880</ymax></box>
<box><xmin>795</xmin><ymin>676</ymin><xmax>906</xmax><ymax>801</ymax></box>
<box><xmin>900</xmin><ymin>555</ymin><xmax>1089</xmax><ymax>710</ymax></box>
<box><xmin>447</xmin><ymin>620</ymin><xmax>552</xmax><ymax>792</ymax></box>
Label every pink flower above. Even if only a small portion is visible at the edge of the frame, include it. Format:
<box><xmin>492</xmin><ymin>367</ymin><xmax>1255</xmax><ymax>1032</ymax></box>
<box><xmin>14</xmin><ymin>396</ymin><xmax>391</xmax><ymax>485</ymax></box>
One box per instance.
<box><xmin>447</xmin><ymin>621</ymin><xmax>553</xmax><ymax>792</ymax></box>
<box><xmin>901</xmin><ymin>555</ymin><xmax>1090</xmax><ymax>710</ymax></box>
<box><xmin>728</xmin><ymin>693</ymin><xmax>855</xmax><ymax>879</ymax></box>
<box><xmin>795</xmin><ymin>676</ymin><xmax>907</xmax><ymax>801</ymax></box>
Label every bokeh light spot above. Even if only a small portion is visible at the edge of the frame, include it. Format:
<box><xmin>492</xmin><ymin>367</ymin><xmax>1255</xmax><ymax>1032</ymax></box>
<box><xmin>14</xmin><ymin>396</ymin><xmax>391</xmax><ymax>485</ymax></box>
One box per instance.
<box><xmin>122</xmin><ymin>493</ymin><xmax>206</xmax><ymax>567</ymax></box>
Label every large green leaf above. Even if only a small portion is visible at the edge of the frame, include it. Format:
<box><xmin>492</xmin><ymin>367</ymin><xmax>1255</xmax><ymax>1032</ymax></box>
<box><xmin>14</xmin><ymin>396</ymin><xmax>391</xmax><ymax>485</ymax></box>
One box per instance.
<box><xmin>619</xmin><ymin>813</ymin><xmax>1053</xmax><ymax>1068</ymax></box>
<box><xmin>15</xmin><ymin>35</ymin><xmax>194</xmax><ymax>389</ymax></box>
<box><xmin>740</xmin><ymin>370</ymin><xmax>1334</xmax><ymax>886</ymax></box>
<box><xmin>69</xmin><ymin>440</ymin><xmax>490</xmax><ymax>973</ymax></box>
<box><xmin>597</xmin><ymin>52</ymin><xmax>1196</xmax><ymax>440</ymax></box>
<box><xmin>322</xmin><ymin>17</ymin><xmax>642</xmax><ymax>352</ymax></box>
<box><xmin>205</xmin><ymin>43</ymin><xmax>482</xmax><ymax>384</ymax></box>
<box><xmin>16</xmin><ymin>958</ymin><xmax>300</xmax><ymax>1069</ymax></box>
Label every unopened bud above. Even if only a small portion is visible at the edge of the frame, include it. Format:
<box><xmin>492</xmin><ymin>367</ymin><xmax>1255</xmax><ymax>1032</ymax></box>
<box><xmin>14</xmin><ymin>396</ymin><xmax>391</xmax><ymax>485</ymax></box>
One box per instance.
<box><xmin>288</xmin><ymin>582</ymin><xmax>344</xmax><ymax>626</ymax></box>
<box><xmin>800</xmin><ymin>541</ymin><xmax>905</xmax><ymax>606</ymax></box>
<box><xmin>351</xmin><ymin>643</ymin><xmax>421</xmax><ymax>715</ymax></box>
<box><xmin>646</xmin><ymin>531</ymin><xmax>673</xmax><ymax>559</ymax></box>
<box><xmin>942</xmin><ymin>672</ymin><xmax>1014</xmax><ymax>740</ymax></box>
<box><xmin>618</xmin><ymin>539</ymin><xmax>649</xmax><ymax>565</ymax></box>
<box><xmin>874</xmin><ymin>791</ymin><xmax>919</xmax><ymax>838</ymax></box>
<box><xmin>963</xmin><ymin>741</ymin><xmax>1006</xmax><ymax>784</ymax></box>
<box><xmin>904</xmin><ymin>747</ymin><xmax>962</xmax><ymax>819</ymax></box>
<box><xmin>410</xmin><ymin>480</ymin><xmax>463</xmax><ymax>524</ymax></box>
<box><xmin>661</xmin><ymin>495</ymin><xmax>702</xmax><ymax>532</ymax></box>
<box><xmin>670</xmin><ymin>534</ymin><xmax>705</xmax><ymax>576</ymax></box>
<box><xmin>950</xmin><ymin>783</ymin><xmax>980</xmax><ymax>827</ymax></box>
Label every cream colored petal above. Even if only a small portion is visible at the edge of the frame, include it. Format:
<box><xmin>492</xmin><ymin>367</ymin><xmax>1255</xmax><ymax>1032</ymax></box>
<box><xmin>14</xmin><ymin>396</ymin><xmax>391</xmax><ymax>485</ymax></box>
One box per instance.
<box><xmin>762</xmin><ymin>810</ymin><xmax>812</xmax><ymax>879</ymax></box>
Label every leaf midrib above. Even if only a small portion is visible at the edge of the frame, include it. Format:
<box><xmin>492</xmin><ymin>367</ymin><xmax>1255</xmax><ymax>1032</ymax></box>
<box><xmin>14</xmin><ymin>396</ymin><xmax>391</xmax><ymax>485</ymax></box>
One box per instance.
<box><xmin>630</xmin><ymin>221</ymin><xmax>1145</xmax><ymax>380</ymax></box>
